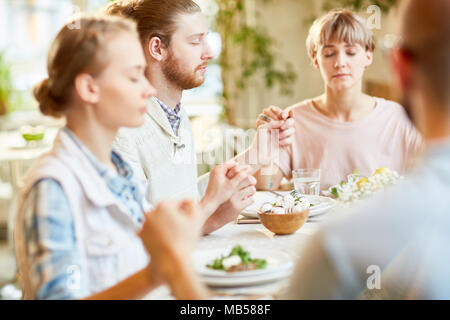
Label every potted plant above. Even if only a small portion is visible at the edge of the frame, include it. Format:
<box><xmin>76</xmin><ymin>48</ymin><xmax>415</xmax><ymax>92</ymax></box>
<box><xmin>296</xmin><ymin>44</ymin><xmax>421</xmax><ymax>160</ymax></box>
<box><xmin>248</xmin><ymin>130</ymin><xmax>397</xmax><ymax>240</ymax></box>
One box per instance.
<box><xmin>0</xmin><ymin>52</ymin><xmax>12</xmax><ymax>116</ymax></box>
<box><xmin>215</xmin><ymin>0</ymin><xmax>297</xmax><ymax>127</ymax></box>
<box><xmin>321</xmin><ymin>0</ymin><xmax>398</xmax><ymax>13</ymax></box>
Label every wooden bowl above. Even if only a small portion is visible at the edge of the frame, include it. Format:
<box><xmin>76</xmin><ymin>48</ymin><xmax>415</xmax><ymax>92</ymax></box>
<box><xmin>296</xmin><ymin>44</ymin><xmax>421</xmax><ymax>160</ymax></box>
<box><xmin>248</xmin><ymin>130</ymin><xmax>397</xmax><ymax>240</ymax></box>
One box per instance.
<box><xmin>258</xmin><ymin>208</ymin><xmax>310</xmax><ymax>235</ymax></box>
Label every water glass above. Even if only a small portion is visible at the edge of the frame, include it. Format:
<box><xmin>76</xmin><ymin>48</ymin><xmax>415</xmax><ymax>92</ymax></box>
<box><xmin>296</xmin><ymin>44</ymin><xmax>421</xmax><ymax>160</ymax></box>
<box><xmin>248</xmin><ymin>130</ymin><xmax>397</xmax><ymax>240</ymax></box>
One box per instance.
<box><xmin>292</xmin><ymin>168</ymin><xmax>321</xmax><ymax>195</ymax></box>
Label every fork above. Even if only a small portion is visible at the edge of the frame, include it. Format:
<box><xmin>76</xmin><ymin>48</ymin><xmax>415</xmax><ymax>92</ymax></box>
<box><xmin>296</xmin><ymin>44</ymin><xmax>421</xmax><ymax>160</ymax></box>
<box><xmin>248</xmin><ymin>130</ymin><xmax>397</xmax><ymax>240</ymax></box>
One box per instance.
<box><xmin>290</xmin><ymin>190</ymin><xmax>308</xmax><ymax>203</ymax></box>
<box><xmin>269</xmin><ymin>189</ymin><xmax>302</xmax><ymax>199</ymax></box>
<box><xmin>268</xmin><ymin>190</ymin><xmax>285</xmax><ymax>197</ymax></box>
<box><xmin>290</xmin><ymin>189</ymin><xmax>301</xmax><ymax>198</ymax></box>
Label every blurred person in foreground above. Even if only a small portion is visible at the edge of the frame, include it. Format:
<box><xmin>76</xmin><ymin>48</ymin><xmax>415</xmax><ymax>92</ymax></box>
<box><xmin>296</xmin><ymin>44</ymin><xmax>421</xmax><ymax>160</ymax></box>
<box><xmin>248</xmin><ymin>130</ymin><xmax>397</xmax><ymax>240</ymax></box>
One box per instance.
<box><xmin>14</xmin><ymin>15</ymin><xmax>164</xmax><ymax>300</ymax></box>
<box><xmin>139</xmin><ymin>0</ymin><xmax>450</xmax><ymax>299</ymax></box>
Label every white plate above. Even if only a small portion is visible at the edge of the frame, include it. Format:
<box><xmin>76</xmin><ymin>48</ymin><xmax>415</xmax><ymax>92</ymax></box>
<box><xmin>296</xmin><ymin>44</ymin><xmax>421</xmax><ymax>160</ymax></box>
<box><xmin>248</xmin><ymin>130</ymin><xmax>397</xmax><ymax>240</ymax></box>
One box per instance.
<box><xmin>193</xmin><ymin>247</ymin><xmax>293</xmax><ymax>279</ymax></box>
<box><xmin>241</xmin><ymin>191</ymin><xmax>335</xmax><ymax>219</ymax></box>
<box><xmin>200</xmin><ymin>268</ymin><xmax>293</xmax><ymax>287</ymax></box>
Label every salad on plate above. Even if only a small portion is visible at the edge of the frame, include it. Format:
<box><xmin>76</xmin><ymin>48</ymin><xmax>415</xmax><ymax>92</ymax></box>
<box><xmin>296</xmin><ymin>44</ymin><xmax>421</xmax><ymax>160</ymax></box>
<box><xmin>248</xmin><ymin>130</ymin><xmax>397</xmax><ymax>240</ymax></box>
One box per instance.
<box><xmin>206</xmin><ymin>245</ymin><xmax>267</xmax><ymax>273</ymax></box>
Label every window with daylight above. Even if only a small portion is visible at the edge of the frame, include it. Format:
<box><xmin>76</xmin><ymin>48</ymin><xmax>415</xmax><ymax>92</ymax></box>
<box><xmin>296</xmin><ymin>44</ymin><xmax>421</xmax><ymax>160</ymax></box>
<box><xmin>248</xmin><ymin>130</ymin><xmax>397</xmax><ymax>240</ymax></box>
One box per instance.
<box><xmin>0</xmin><ymin>0</ymin><xmax>223</xmax><ymax>116</ymax></box>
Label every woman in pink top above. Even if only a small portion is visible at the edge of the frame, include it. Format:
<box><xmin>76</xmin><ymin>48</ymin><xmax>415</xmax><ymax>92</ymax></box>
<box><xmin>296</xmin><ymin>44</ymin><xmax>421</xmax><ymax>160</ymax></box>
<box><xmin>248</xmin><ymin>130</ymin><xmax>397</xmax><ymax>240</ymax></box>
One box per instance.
<box><xmin>254</xmin><ymin>9</ymin><xmax>423</xmax><ymax>191</ymax></box>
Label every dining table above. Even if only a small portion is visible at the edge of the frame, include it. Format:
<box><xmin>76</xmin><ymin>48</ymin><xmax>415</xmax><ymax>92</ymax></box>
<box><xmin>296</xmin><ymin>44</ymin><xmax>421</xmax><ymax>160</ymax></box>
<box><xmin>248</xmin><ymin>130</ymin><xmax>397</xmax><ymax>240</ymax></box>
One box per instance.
<box><xmin>142</xmin><ymin>207</ymin><xmax>330</xmax><ymax>300</ymax></box>
<box><xmin>0</xmin><ymin>128</ymin><xmax>58</xmax><ymax>189</ymax></box>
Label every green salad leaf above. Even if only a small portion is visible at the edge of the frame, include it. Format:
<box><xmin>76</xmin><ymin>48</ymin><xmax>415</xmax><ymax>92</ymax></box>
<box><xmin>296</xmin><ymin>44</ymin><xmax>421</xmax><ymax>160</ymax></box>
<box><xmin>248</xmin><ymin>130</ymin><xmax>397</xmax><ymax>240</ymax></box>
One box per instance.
<box><xmin>331</xmin><ymin>187</ymin><xmax>339</xmax><ymax>198</ymax></box>
<box><xmin>209</xmin><ymin>257</ymin><xmax>225</xmax><ymax>270</ymax></box>
<box><xmin>206</xmin><ymin>245</ymin><xmax>267</xmax><ymax>271</ymax></box>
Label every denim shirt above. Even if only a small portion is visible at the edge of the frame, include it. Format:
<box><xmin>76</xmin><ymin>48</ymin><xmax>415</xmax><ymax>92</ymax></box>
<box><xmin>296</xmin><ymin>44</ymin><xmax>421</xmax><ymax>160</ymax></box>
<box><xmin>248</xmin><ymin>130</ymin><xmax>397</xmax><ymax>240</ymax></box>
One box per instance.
<box><xmin>20</xmin><ymin>127</ymin><xmax>145</xmax><ymax>299</ymax></box>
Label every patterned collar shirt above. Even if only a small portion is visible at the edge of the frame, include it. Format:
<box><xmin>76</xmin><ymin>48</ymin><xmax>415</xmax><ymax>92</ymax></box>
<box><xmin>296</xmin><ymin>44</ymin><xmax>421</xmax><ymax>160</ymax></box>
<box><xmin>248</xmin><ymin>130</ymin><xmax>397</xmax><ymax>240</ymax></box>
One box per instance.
<box><xmin>154</xmin><ymin>97</ymin><xmax>182</xmax><ymax>136</ymax></box>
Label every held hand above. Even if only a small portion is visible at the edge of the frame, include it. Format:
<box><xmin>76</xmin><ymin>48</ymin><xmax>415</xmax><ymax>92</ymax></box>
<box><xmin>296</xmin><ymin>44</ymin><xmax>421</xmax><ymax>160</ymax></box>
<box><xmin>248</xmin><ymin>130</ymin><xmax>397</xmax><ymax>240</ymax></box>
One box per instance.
<box><xmin>139</xmin><ymin>200</ymin><xmax>202</xmax><ymax>266</ymax></box>
<box><xmin>203</xmin><ymin>161</ymin><xmax>254</xmax><ymax>211</ymax></box>
<box><xmin>202</xmin><ymin>182</ymin><xmax>256</xmax><ymax>235</ymax></box>
<box><xmin>279</xmin><ymin>111</ymin><xmax>295</xmax><ymax>147</ymax></box>
<box><xmin>248</xmin><ymin>120</ymin><xmax>284</xmax><ymax>167</ymax></box>
<box><xmin>201</xmin><ymin>168</ymin><xmax>257</xmax><ymax>234</ymax></box>
<box><xmin>139</xmin><ymin>201</ymin><xmax>210</xmax><ymax>299</ymax></box>
<box><xmin>226</xmin><ymin>182</ymin><xmax>256</xmax><ymax>213</ymax></box>
<box><xmin>256</xmin><ymin>105</ymin><xmax>288</xmax><ymax>126</ymax></box>
<box><xmin>256</xmin><ymin>106</ymin><xmax>295</xmax><ymax>147</ymax></box>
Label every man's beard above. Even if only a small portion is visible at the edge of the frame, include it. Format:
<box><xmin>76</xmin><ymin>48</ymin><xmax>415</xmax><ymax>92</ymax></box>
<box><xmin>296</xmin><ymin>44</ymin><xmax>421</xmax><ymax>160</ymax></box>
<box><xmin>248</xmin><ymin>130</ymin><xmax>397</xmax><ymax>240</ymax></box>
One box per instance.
<box><xmin>162</xmin><ymin>50</ymin><xmax>205</xmax><ymax>90</ymax></box>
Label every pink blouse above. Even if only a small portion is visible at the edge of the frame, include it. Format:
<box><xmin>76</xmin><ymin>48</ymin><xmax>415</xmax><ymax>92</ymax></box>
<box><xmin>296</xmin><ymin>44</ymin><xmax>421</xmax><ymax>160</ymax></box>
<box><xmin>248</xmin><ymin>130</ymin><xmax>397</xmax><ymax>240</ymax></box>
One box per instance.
<box><xmin>274</xmin><ymin>97</ymin><xmax>423</xmax><ymax>191</ymax></box>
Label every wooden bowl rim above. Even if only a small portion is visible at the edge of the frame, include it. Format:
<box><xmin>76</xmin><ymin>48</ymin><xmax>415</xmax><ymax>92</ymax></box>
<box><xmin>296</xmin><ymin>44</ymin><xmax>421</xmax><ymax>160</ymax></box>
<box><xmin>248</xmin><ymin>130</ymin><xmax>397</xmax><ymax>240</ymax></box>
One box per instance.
<box><xmin>257</xmin><ymin>208</ymin><xmax>310</xmax><ymax>216</ymax></box>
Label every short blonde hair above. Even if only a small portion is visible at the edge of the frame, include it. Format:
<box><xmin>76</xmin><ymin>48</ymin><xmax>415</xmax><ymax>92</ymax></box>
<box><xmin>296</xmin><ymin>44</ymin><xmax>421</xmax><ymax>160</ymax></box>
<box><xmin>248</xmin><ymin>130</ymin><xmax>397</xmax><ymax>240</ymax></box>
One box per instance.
<box><xmin>306</xmin><ymin>9</ymin><xmax>375</xmax><ymax>61</ymax></box>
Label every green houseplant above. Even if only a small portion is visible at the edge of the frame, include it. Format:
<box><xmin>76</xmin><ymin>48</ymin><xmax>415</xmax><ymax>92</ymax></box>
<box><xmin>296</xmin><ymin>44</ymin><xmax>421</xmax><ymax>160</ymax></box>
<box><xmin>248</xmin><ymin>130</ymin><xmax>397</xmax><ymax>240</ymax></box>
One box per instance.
<box><xmin>321</xmin><ymin>0</ymin><xmax>398</xmax><ymax>13</ymax></box>
<box><xmin>214</xmin><ymin>0</ymin><xmax>400</xmax><ymax>126</ymax></box>
<box><xmin>0</xmin><ymin>52</ymin><xmax>12</xmax><ymax>115</ymax></box>
<box><xmin>215</xmin><ymin>0</ymin><xmax>297</xmax><ymax>126</ymax></box>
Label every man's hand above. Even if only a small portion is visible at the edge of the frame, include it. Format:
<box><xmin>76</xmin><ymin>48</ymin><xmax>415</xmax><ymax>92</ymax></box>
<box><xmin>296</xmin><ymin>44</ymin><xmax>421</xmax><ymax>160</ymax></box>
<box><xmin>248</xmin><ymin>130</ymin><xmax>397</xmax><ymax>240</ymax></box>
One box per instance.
<box><xmin>202</xmin><ymin>175</ymin><xmax>256</xmax><ymax>235</ymax></box>
<box><xmin>201</xmin><ymin>161</ymin><xmax>255</xmax><ymax>214</ymax></box>
<box><xmin>256</xmin><ymin>105</ymin><xmax>295</xmax><ymax>147</ymax></box>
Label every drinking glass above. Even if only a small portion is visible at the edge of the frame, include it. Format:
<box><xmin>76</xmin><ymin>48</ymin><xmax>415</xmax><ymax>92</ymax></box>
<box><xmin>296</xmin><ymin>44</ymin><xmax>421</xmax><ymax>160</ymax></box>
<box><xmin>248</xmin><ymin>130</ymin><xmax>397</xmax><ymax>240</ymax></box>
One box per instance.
<box><xmin>292</xmin><ymin>168</ymin><xmax>321</xmax><ymax>195</ymax></box>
